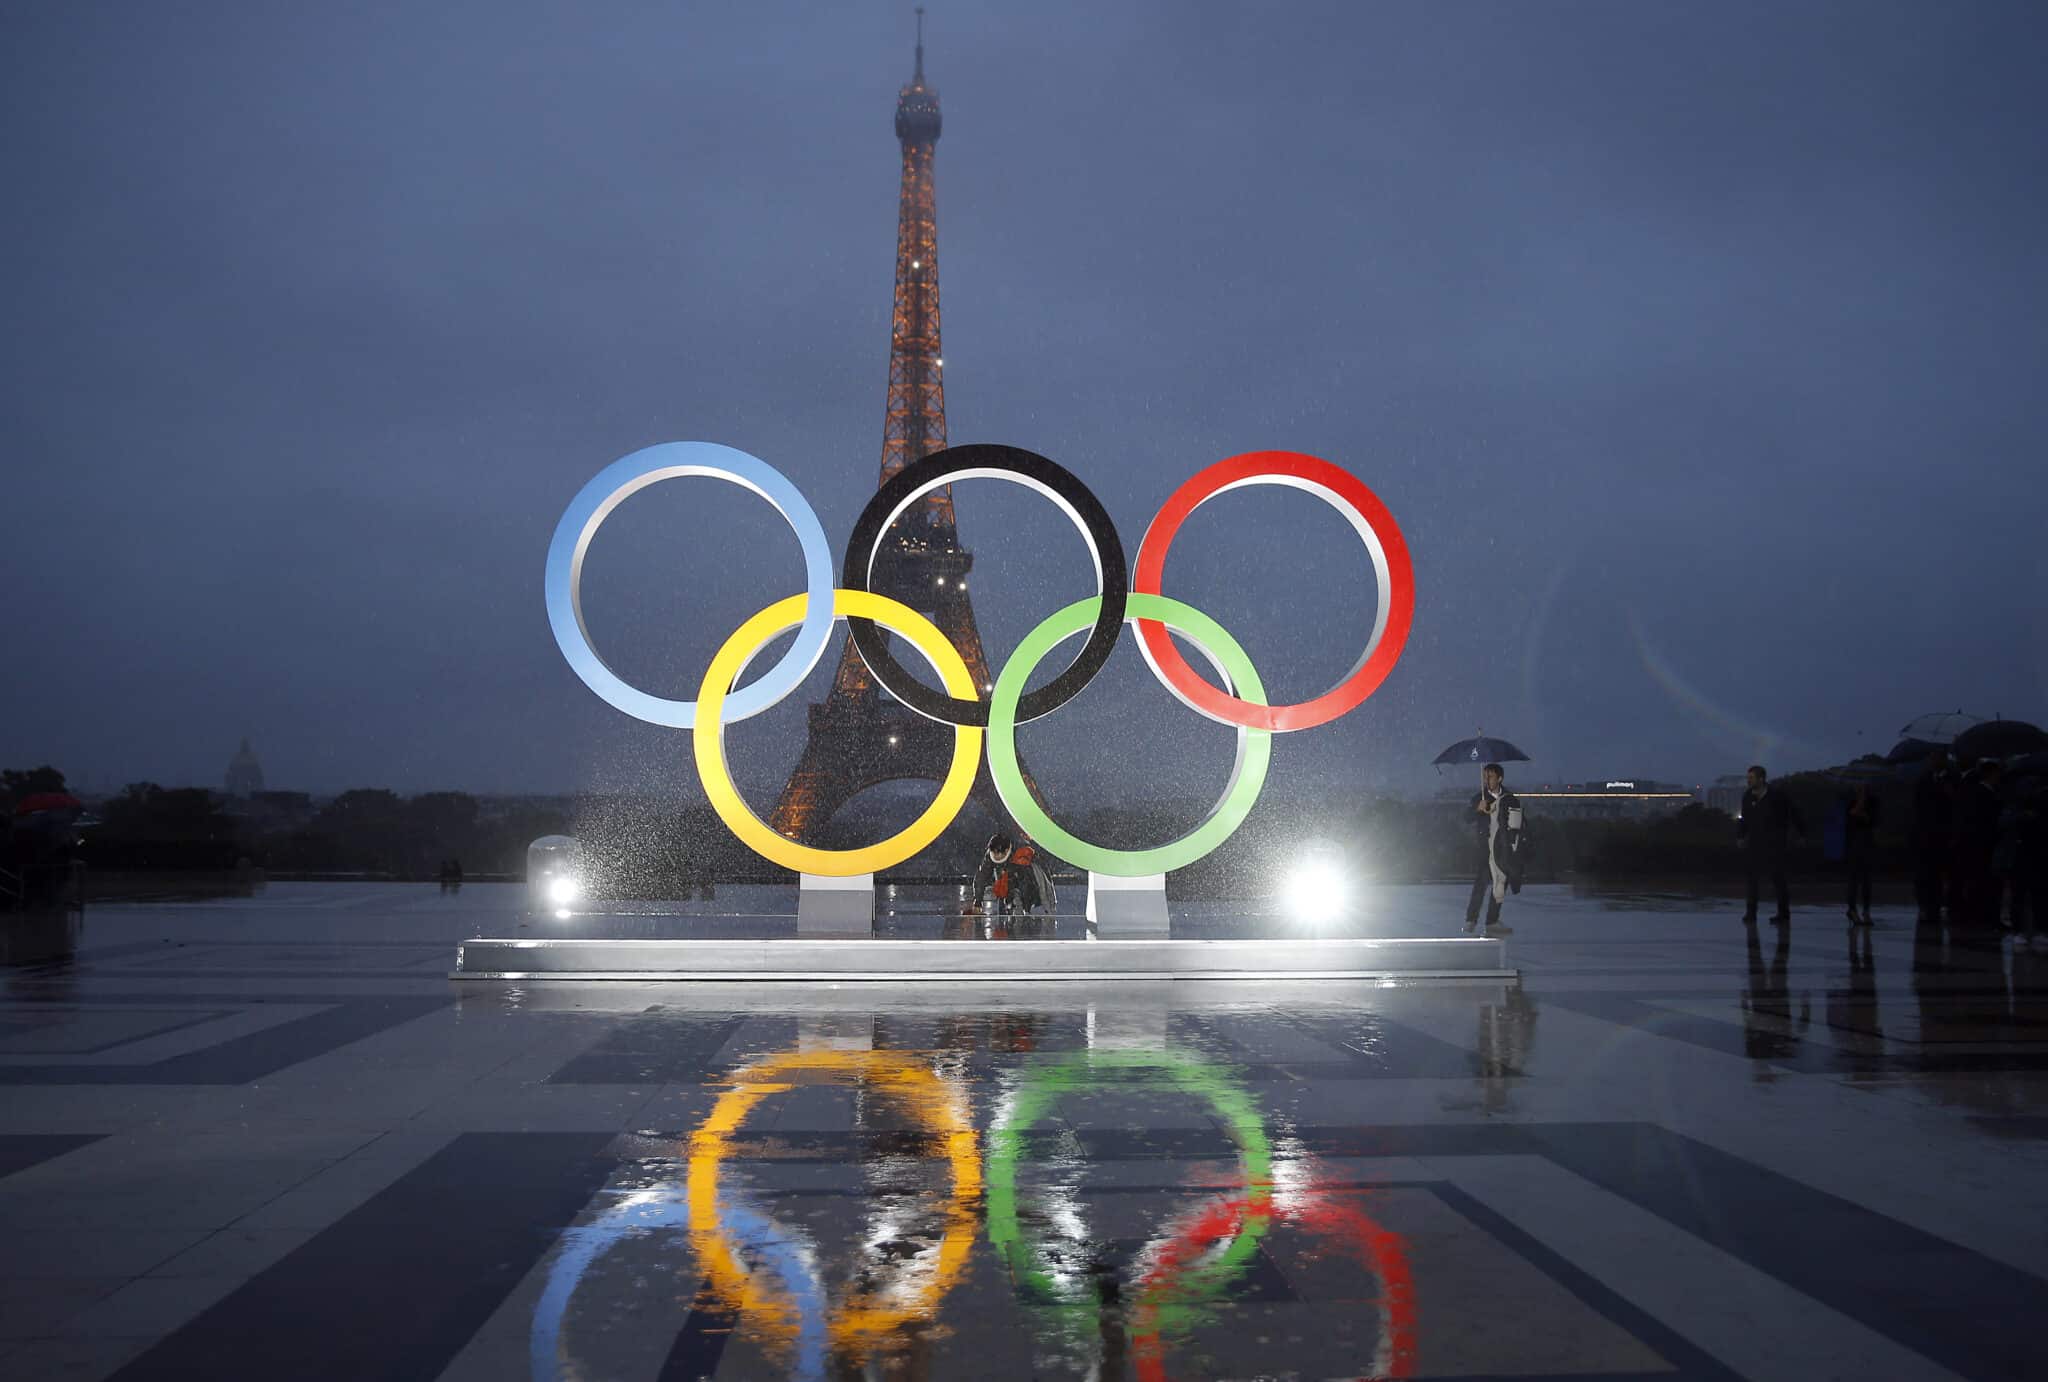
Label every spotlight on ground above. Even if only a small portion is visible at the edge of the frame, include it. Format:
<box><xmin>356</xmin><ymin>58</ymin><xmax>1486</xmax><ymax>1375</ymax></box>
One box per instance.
<box><xmin>528</xmin><ymin>834</ymin><xmax>586</xmax><ymax>915</ymax></box>
<box><xmin>1281</xmin><ymin>842</ymin><xmax>1351</xmax><ymax>926</ymax></box>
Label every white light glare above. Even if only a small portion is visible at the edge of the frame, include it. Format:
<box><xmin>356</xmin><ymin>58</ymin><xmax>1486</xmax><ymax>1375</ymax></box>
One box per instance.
<box><xmin>1281</xmin><ymin>856</ymin><xmax>1349</xmax><ymax>922</ymax></box>
<box><xmin>547</xmin><ymin>875</ymin><xmax>582</xmax><ymax>906</ymax></box>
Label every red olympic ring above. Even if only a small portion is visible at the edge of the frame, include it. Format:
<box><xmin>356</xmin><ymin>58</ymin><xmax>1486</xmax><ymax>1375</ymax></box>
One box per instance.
<box><xmin>1132</xmin><ymin>450</ymin><xmax>1415</xmax><ymax>732</ymax></box>
<box><xmin>1130</xmin><ymin>1185</ymin><xmax>1418</xmax><ymax>1382</ymax></box>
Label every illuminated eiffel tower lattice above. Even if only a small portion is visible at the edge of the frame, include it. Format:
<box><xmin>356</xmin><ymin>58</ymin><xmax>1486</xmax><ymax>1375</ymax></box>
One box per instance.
<box><xmin>769</xmin><ymin>17</ymin><xmax>1037</xmax><ymax>849</ymax></box>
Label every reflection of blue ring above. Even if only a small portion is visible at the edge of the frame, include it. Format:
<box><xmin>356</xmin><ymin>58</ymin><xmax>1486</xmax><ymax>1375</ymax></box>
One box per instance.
<box><xmin>530</xmin><ymin>1185</ymin><xmax>829</xmax><ymax>1382</ymax></box>
<box><xmin>544</xmin><ymin>442</ymin><xmax>836</xmax><ymax>726</ymax></box>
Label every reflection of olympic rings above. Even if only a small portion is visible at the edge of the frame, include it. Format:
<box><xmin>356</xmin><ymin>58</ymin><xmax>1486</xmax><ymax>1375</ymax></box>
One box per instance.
<box><xmin>548</xmin><ymin>441</ymin><xmax>1411</xmax><ymax>873</ymax></box>
<box><xmin>687</xmin><ymin>1050</ymin><xmax>979</xmax><ymax>1353</ymax></box>
<box><xmin>984</xmin><ymin>1049</ymin><xmax>1272</xmax><ymax>1340</ymax></box>
<box><xmin>1128</xmin><ymin>1188</ymin><xmax>1274</xmax><ymax>1381</ymax></box>
<box><xmin>987</xmin><ymin>593</ymin><xmax>1270</xmax><ymax>877</ymax></box>
<box><xmin>529</xmin><ymin>1186</ymin><xmax>829</xmax><ymax>1382</ymax></box>
<box><xmin>694</xmin><ymin>591</ymin><xmax>982</xmax><ymax>877</ymax></box>
<box><xmin>843</xmin><ymin>445</ymin><xmax>1128</xmax><ymax>728</ymax></box>
<box><xmin>1129</xmin><ymin>1185</ymin><xmax>1417</xmax><ymax>1382</ymax></box>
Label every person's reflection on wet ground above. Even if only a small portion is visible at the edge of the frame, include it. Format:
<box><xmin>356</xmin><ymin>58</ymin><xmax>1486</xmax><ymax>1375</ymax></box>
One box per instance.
<box><xmin>0</xmin><ymin>907</ymin><xmax>82</xmax><ymax>971</ymax></box>
<box><xmin>2009</xmin><ymin>944</ymin><xmax>2048</xmax><ymax>1048</ymax></box>
<box><xmin>1909</xmin><ymin>914</ymin><xmax>2048</xmax><ymax>1119</ymax></box>
<box><xmin>923</xmin><ymin>1010</ymin><xmax>1050</xmax><ymax>1058</ymax></box>
<box><xmin>1824</xmin><ymin>923</ymin><xmax>1882</xmax><ymax>1074</ymax></box>
<box><xmin>1090</xmin><ymin>1250</ymin><xmax>1127</xmax><ymax>1381</ymax></box>
<box><xmin>1740</xmin><ymin>920</ymin><xmax>1808</xmax><ymax>1073</ymax></box>
<box><xmin>1475</xmin><ymin>986</ymin><xmax>1537</xmax><ymax>1114</ymax></box>
<box><xmin>940</xmin><ymin>909</ymin><xmax>1059</xmax><ymax>942</ymax></box>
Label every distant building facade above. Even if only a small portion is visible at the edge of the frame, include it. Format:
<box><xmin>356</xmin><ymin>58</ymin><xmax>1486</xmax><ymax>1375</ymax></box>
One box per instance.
<box><xmin>1705</xmin><ymin>775</ymin><xmax>1748</xmax><ymax>817</ymax></box>
<box><xmin>1442</xmin><ymin>777</ymin><xmax>1699</xmax><ymax>820</ymax></box>
<box><xmin>224</xmin><ymin>738</ymin><xmax>265</xmax><ymax>798</ymax></box>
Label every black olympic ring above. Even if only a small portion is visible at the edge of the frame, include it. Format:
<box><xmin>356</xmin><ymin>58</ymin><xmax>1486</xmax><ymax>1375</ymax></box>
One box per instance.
<box><xmin>842</xmin><ymin>444</ymin><xmax>1129</xmax><ymax>728</ymax></box>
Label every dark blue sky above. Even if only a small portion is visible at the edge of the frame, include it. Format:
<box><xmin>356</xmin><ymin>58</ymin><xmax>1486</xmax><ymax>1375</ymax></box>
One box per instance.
<box><xmin>3</xmin><ymin>1</ymin><xmax>2043</xmax><ymax>812</ymax></box>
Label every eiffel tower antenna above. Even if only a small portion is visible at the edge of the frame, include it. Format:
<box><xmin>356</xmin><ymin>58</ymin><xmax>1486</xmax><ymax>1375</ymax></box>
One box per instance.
<box><xmin>769</xmin><ymin>19</ymin><xmax>1039</xmax><ymax>850</ymax></box>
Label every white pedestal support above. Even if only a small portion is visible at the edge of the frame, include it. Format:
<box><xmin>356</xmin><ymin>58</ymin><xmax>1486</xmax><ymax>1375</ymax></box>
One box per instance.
<box><xmin>798</xmin><ymin>873</ymin><xmax>875</xmax><ymax>935</ymax></box>
<box><xmin>1085</xmin><ymin>872</ymin><xmax>1170</xmax><ymax>937</ymax></box>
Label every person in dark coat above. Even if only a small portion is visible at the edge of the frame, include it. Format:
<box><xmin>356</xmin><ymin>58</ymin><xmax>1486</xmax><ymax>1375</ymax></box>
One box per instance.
<box><xmin>2008</xmin><ymin>785</ymin><xmax>2046</xmax><ymax>944</ymax></box>
<box><xmin>1462</xmin><ymin>763</ymin><xmax>1525</xmax><ymax>934</ymax></box>
<box><xmin>1842</xmin><ymin>783</ymin><xmax>1880</xmax><ymax>927</ymax></box>
<box><xmin>1738</xmin><ymin>764</ymin><xmax>1805</xmax><ymax>926</ymax></box>
<box><xmin>971</xmin><ymin>833</ymin><xmax>1054</xmax><ymax>916</ymax></box>
<box><xmin>1911</xmin><ymin>751</ymin><xmax>1957</xmax><ymax>924</ymax></box>
<box><xmin>1950</xmin><ymin>760</ymin><xmax>2005</xmax><ymax>933</ymax></box>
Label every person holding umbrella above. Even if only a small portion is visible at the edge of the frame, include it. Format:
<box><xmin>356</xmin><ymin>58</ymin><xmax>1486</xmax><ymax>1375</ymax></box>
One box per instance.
<box><xmin>1463</xmin><ymin>762</ymin><xmax>1526</xmax><ymax>934</ymax></box>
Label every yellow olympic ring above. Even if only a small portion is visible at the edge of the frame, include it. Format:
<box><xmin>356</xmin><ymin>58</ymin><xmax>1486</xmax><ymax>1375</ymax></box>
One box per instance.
<box><xmin>686</xmin><ymin>1049</ymin><xmax>981</xmax><ymax>1350</ymax></box>
<box><xmin>693</xmin><ymin>590</ymin><xmax>983</xmax><ymax>876</ymax></box>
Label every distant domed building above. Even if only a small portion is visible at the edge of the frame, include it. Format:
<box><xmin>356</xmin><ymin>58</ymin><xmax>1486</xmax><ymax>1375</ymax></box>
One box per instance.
<box><xmin>224</xmin><ymin>738</ymin><xmax>265</xmax><ymax>797</ymax></box>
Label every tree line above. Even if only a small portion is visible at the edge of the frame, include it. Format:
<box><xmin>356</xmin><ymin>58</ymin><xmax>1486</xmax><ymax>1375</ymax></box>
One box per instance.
<box><xmin>5</xmin><ymin>761</ymin><xmax>1910</xmax><ymax>894</ymax></box>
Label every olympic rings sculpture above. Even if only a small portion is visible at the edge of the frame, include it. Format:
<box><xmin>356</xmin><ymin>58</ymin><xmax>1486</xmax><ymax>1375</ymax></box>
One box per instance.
<box><xmin>546</xmin><ymin>440</ymin><xmax>1413</xmax><ymax>876</ymax></box>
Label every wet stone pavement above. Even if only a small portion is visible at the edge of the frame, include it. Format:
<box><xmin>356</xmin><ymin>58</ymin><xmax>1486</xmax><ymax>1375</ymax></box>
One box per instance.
<box><xmin>1</xmin><ymin>883</ymin><xmax>2046</xmax><ymax>1380</ymax></box>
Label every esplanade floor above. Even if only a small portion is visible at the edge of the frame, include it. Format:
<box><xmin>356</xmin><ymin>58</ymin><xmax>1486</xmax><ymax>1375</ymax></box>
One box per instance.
<box><xmin>2</xmin><ymin>883</ymin><xmax>2045</xmax><ymax>1381</ymax></box>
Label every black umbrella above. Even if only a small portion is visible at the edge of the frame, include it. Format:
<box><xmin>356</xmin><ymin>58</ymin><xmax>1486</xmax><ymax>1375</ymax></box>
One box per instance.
<box><xmin>1884</xmin><ymin>736</ymin><xmax>1944</xmax><ymax>765</ymax></box>
<box><xmin>1951</xmin><ymin>719</ymin><xmax>2048</xmax><ymax>761</ymax></box>
<box><xmin>1897</xmin><ymin>711</ymin><xmax>1983</xmax><ymax>745</ymax></box>
<box><xmin>1433</xmin><ymin>735</ymin><xmax>1533</xmax><ymax>768</ymax></box>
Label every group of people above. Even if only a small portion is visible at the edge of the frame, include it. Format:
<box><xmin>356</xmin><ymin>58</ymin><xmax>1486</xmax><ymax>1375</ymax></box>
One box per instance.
<box><xmin>1912</xmin><ymin>751</ymin><xmax>2044</xmax><ymax>939</ymax></box>
<box><xmin>957</xmin><ymin>752</ymin><xmax>2044</xmax><ymax>941</ymax></box>
<box><xmin>1739</xmin><ymin>753</ymin><xmax>2046</xmax><ymax>938</ymax></box>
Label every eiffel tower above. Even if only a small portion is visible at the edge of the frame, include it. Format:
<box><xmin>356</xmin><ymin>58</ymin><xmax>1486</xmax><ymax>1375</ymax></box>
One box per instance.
<box><xmin>770</xmin><ymin>15</ymin><xmax>1032</xmax><ymax>849</ymax></box>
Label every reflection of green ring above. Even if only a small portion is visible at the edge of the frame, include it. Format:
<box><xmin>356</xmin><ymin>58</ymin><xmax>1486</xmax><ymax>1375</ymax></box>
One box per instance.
<box><xmin>984</xmin><ymin>1050</ymin><xmax>1272</xmax><ymax>1334</ymax></box>
<box><xmin>986</xmin><ymin>594</ymin><xmax>1272</xmax><ymax>875</ymax></box>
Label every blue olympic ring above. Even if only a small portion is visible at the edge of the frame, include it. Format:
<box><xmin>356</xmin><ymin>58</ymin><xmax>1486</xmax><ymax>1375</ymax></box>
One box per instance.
<box><xmin>543</xmin><ymin>441</ymin><xmax>837</xmax><ymax>726</ymax></box>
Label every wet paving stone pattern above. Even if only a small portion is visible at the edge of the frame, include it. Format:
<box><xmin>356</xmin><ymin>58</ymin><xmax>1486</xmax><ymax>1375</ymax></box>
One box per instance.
<box><xmin>2</xmin><ymin>883</ymin><xmax>2045</xmax><ymax>1380</ymax></box>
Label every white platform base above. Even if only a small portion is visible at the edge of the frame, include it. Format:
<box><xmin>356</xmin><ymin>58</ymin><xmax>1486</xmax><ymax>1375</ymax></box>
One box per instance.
<box><xmin>1085</xmin><ymin>872</ymin><xmax>1169</xmax><ymax>937</ymax></box>
<box><xmin>797</xmin><ymin>873</ymin><xmax>874</xmax><ymax>935</ymax></box>
<box><xmin>452</xmin><ymin>936</ymin><xmax>1513</xmax><ymax>981</ymax></box>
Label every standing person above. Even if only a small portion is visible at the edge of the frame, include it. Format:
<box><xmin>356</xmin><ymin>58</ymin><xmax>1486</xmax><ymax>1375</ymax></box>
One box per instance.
<box><xmin>1738</xmin><ymin>765</ymin><xmax>1805</xmax><ymax>927</ymax></box>
<box><xmin>1912</xmin><ymin>751</ymin><xmax>1957</xmax><ymax>924</ymax></box>
<box><xmin>1843</xmin><ymin>783</ymin><xmax>1880</xmax><ymax>927</ymax></box>
<box><xmin>2009</xmin><ymin>785</ymin><xmax>2046</xmax><ymax>945</ymax></box>
<box><xmin>1463</xmin><ymin>763</ymin><xmax>1525</xmax><ymax>934</ymax></box>
<box><xmin>1951</xmin><ymin>760</ymin><xmax>2005</xmax><ymax>934</ymax></box>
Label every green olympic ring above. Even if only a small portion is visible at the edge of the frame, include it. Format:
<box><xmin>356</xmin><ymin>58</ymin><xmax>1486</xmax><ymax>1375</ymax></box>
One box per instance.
<box><xmin>984</xmin><ymin>1049</ymin><xmax>1273</xmax><ymax>1340</ymax></box>
<box><xmin>985</xmin><ymin>593</ymin><xmax>1272</xmax><ymax>876</ymax></box>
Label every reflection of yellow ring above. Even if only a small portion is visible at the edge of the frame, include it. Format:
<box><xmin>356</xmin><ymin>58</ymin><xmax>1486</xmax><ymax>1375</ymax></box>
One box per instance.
<box><xmin>694</xmin><ymin>591</ymin><xmax>982</xmax><ymax>876</ymax></box>
<box><xmin>687</xmin><ymin>1050</ymin><xmax>981</xmax><ymax>1350</ymax></box>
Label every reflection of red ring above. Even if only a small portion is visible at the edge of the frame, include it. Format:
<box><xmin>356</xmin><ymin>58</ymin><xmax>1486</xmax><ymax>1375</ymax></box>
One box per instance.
<box><xmin>1131</xmin><ymin>1187</ymin><xmax>1416</xmax><ymax>1382</ymax></box>
<box><xmin>1286</xmin><ymin>1192</ymin><xmax>1418</xmax><ymax>1380</ymax></box>
<box><xmin>1133</xmin><ymin>451</ymin><xmax>1414</xmax><ymax>732</ymax></box>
